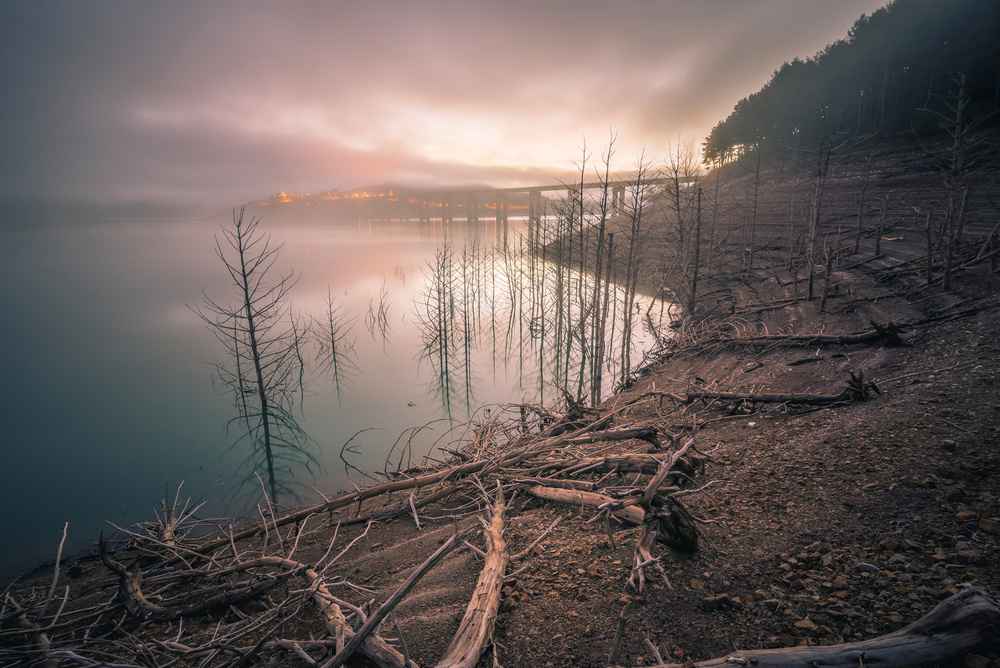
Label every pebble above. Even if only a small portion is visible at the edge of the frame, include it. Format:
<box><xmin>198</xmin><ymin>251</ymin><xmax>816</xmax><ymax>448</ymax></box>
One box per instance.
<box><xmin>855</xmin><ymin>562</ymin><xmax>880</xmax><ymax>573</ymax></box>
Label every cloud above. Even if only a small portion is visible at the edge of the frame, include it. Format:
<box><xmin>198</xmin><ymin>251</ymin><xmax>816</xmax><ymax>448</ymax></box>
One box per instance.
<box><xmin>0</xmin><ymin>0</ymin><xmax>890</xmax><ymax>205</ymax></box>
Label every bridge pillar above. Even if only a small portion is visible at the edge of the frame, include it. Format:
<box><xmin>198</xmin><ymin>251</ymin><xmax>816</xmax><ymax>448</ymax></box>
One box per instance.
<box><xmin>468</xmin><ymin>194</ymin><xmax>478</xmax><ymax>224</ymax></box>
<box><xmin>443</xmin><ymin>196</ymin><xmax>452</xmax><ymax>224</ymax></box>
<box><xmin>613</xmin><ymin>185</ymin><xmax>625</xmax><ymax>214</ymax></box>
<box><xmin>496</xmin><ymin>193</ymin><xmax>508</xmax><ymax>225</ymax></box>
<box><xmin>528</xmin><ymin>189</ymin><xmax>541</xmax><ymax>225</ymax></box>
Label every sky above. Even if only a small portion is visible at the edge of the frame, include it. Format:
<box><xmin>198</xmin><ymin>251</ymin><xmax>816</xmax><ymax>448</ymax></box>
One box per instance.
<box><xmin>0</xmin><ymin>0</ymin><xmax>891</xmax><ymax>207</ymax></box>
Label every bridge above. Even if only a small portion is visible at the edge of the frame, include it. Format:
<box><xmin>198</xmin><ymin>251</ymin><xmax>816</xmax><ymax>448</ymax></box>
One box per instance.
<box><xmin>389</xmin><ymin>176</ymin><xmax>690</xmax><ymax>225</ymax></box>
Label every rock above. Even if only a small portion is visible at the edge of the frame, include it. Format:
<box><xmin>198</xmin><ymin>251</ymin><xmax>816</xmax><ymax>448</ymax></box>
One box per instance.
<box><xmin>689</xmin><ymin>578</ymin><xmax>705</xmax><ymax>590</ymax></box>
<box><xmin>764</xmin><ymin>638</ymin><xmax>782</xmax><ymax>649</ymax></box>
<box><xmin>778</xmin><ymin>634</ymin><xmax>797</xmax><ymax>648</ymax></box>
<box><xmin>888</xmin><ymin>553</ymin><xmax>906</xmax><ymax>564</ymax></box>
<box><xmin>941</xmin><ymin>439</ymin><xmax>957</xmax><ymax>452</ymax></box>
<box><xmin>855</xmin><ymin>562</ymin><xmax>880</xmax><ymax>573</ymax></box>
<box><xmin>762</xmin><ymin>599</ymin><xmax>782</xmax><ymax>612</ymax></box>
<box><xmin>879</xmin><ymin>537</ymin><xmax>900</xmax><ymax>551</ymax></box>
<box><xmin>702</xmin><ymin>593</ymin><xmax>733</xmax><ymax>610</ymax></box>
<box><xmin>955</xmin><ymin>508</ymin><xmax>976</xmax><ymax>520</ymax></box>
<box><xmin>794</xmin><ymin>617</ymin><xmax>817</xmax><ymax>630</ymax></box>
<box><xmin>978</xmin><ymin>517</ymin><xmax>1000</xmax><ymax>535</ymax></box>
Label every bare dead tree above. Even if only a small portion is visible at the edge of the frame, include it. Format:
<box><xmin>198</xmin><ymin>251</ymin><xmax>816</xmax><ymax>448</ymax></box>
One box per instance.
<box><xmin>661</xmin><ymin>138</ymin><xmax>701</xmax><ymax>272</ymax></box>
<box><xmin>191</xmin><ymin>206</ymin><xmax>316</xmax><ymax>502</ymax></box>
<box><xmin>618</xmin><ymin>153</ymin><xmax>655</xmax><ymax>387</ymax></box>
<box><xmin>807</xmin><ymin>139</ymin><xmax>832</xmax><ymax>301</ymax></box>
<box><xmin>940</xmin><ymin>72</ymin><xmax>972</xmax><ymax>291</ymax></box>
<box><xmin>689</xmin><ymin>188</ymin><xmax>702</xmax><ymax>315</ymax></box>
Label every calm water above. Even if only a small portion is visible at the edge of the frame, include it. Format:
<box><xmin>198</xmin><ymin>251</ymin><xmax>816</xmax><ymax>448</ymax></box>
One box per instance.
<box><xmin>0</xmin><ymin>204</ymin><xmax>675</xmax><ymax>580</ymax></box>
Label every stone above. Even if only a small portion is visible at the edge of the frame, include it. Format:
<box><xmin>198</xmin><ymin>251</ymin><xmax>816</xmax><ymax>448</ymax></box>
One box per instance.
<box><xmin>794</xmin><ymin>617</ymin><xmax>817</xmax><ymax>630</ymax></box>
<box><xmin>879</xmin><ymin>537</ymin><xmax>900</xmax><ymax>551</ymax></box>
<box><xmin>855</xmin><ymin>562</ymin><xmax>880</xmax><ymax>573</ymax></box>
<box><xmin>689</xmin><ymin>578</ymin><xmax>705</xmax><ymax>590</ymax></box>
<box><xmin>978</xmin><ymin>517</ymin><xmax>1000</xmax><ymax>535</ymax></box>
<box><xmin>889</xmin><ymin>553</ymin><xmax>906</xmax><ymax>564</ymax></box>
<box><xmin>702</xmin><ymin>593</ymin><xmax>733</xmax><ymax>610</ymax></box>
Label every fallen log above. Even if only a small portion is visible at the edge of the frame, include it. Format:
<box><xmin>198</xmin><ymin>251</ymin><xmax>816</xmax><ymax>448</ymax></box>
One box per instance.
<box><xmin>622</xmin><ymin>585</ymin><xmax>1000</xmax><ymax>668</ymax></box>
<box><xmin>543</xmin><ymin>453</ymin><xmax>672</xmax><ymax>478</ymax></box>
<box><xmin>523</xmin><ymin>485</ymin><xmax>645</xmax><ymax>525</ymax></box>
<box><xmin>685</xmin><ymin>389</ymin><xmax>853</xmax><ymax>406</ymax></box>
<box><xmin>686</xmin><ymin>371</ymin><xmax>879</xmax><ymax>407</ymax></box>
<box><xmin>436</xmin><ymin>493</ymin><xmax>509</xmax><ymax>668</ymax></box>
<box><xmin>661</xmin><ymin>321</ymin><xmax>907</xmax><ymax>358</ymax></box>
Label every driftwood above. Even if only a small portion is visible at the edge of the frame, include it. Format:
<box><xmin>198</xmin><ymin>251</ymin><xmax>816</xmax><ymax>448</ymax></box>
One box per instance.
<box><xmin>436</xmin><ymin>493</ymin><xmax>509</xmax><ymax>668</ymax></box>
<box><xmin>661</xmin><ymin>321</ymin><xmax>907</xmax><ymax>360</ymax></box>
<box><xmin>686</xmin><ymin>371</ymin><xmax>880</xmax><ymax>407</ymax></box>
<box><xmin>623</xmin><ymin>586</ymin><xmax>1000</xmax><ymax>668</ymax></box>
<box><xmin>523</xmin><ymin>485</ymin><xmax>645</xmax><ymax>525</ymax></box>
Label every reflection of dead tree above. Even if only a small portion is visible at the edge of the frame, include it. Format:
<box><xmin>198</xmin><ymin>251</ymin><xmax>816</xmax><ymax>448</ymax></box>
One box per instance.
<box><xmin>365</xmin><ymin>279</ymin><xmax>393</xmax><ymax>343</ymax></box>
<box><xmin>190</xmin><ymin>206</ymin><xmax>316</xmax><ymax>502</ymax></box>
<box><xmin>314</xmin><ymin>287</ymin><xmax>358</xmax><ymax>403</ymax></box>
<box><xmin>415</xmin><ymin>243</ymin><xmax>474</xmax><ymax>418</ymax></box>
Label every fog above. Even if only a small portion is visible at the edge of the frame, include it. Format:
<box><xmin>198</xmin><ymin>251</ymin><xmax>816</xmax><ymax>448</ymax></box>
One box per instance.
<box><xmin>1</xmin><ymin>0</ymin><xmax>889</xmax><ymax>206</ymax></box>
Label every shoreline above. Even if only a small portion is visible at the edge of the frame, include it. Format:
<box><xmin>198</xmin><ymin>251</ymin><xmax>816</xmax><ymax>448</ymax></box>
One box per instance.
<box><xmin>5</xmin><ymin>138</ymin><xmax>1000</xmax><ymax>666</ymax></box>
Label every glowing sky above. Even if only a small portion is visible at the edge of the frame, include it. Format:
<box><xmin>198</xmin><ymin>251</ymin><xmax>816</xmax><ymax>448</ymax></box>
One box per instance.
<box><xmin>0</xmin><ymin>0</ymin><xmax>890</xmax><ymax>205</ymax></box>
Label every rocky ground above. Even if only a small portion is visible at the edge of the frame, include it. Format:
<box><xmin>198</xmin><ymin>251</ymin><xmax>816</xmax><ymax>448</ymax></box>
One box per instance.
<box><xmin>3</xmin><ymin>135</ymin><xmax>1000</xmax><ymax>667</ymax></box>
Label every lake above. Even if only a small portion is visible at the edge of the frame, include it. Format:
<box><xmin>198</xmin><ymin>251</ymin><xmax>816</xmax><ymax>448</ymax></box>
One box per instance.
<box><xmin>0</xmin><ymin>202</ymin><xmax>676</xmax><ymax>581</ymax></box>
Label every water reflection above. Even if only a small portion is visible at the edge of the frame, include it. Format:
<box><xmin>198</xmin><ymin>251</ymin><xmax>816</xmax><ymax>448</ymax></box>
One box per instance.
<box><xmin>314</xmin><ymin>287</ymin><xmax>359</xmax><ymax>403</ymax></box>
<box><xmin>414</xmin><ymin>219</ymin><xmax>678</xmax><ymax>421</ymax></box>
